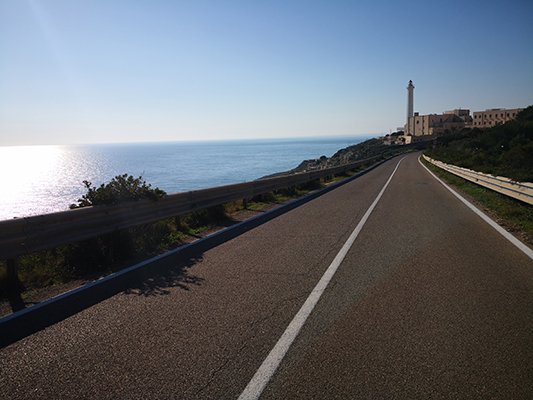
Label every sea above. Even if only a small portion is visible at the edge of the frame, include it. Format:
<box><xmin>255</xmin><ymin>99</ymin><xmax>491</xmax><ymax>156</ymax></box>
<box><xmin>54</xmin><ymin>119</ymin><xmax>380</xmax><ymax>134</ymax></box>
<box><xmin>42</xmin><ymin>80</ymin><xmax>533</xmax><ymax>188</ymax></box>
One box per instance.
<box><xmin>0</xmin><ymin>135</ymin><xmax>372</xmax><ymax>221</ymax></box>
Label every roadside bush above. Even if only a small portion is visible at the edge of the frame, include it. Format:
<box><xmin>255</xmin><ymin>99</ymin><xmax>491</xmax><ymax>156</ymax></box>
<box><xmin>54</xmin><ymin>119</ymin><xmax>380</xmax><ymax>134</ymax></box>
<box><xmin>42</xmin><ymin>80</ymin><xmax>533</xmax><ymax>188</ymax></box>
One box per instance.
<box><xmin>70</xmin><ymin>174</ymin><xmax>166</xmax><ymax>208</ymax></box>
<box><xmin>299</xmin><ymin>179</ymin><xmax>324</xmax><ymax>191</ymax></box>
<box><xmin>62</xmin><ymin>232</ymin><xmax>135</xmax><ymax>275</ymax></box>
<box><xmin>65</xmin><ymin>174</ymin><xmax>168</xmax><ymax>274</ymax></box>
<box><xmin>276</xmin><ymin>185</ymin><xmax>299</xmax><ymax>197</ymax></box>
<box><xmin>181</xmin><ymin>205</ymin><xmax>228</xmax><ymax>230</ymax></box>
<box><xmin>251</xmin><ymin>192</ymin><xmax>277</xmax><ymax>204</ymax></box>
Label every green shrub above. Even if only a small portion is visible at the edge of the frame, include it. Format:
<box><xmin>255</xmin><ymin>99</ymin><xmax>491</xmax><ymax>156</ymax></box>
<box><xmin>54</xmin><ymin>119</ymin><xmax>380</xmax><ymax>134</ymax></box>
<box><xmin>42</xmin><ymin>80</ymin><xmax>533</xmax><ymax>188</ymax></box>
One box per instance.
<box><xmin>70</xmin><ymin>174</ymin><xmax>166</xmax><ymax>208</ymax></box>
<box><xmin>276</xmin><ymin>185</ymin><xmax>299</xmax><ymax>197</ymax></box>
<box><xmin>427</xmin><ymin>105</ymin><xmax>533</xmax><ymax>182</ymax></box>
<box><xmin>181</xmin><ymin>205</ymin><xmax>228</xmax><ymax>230</ymax></box>
<box><xmin>299</xmin><ymin>179</ymin><xmax>324</xmax><ymax>191</ymax></box>
<box><xmin>63</xmin><ymin>174</ymin><xmax>168</xmax><ymax>274</ymax></box>
<box><xmin>251</xmin><ymin>192</ymin><xmax>277</xmax><ymax>204</ymax></box>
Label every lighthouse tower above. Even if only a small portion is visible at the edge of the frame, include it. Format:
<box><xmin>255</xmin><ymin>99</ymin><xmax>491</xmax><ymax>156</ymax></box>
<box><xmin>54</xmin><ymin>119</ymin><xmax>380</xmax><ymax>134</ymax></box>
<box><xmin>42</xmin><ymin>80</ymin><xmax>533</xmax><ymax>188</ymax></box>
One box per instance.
<box><xmin>406</xmin><ymin>80</ymin><xmax>415</xmax><ymax>123</ymax></box>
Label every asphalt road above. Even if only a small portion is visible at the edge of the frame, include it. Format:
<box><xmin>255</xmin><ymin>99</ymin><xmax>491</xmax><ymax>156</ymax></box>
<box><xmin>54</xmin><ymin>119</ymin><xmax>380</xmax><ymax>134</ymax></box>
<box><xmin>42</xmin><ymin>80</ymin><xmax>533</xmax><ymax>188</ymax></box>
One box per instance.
<box><xmin>1</xmin><ymin>152</ymin><xmax>532</xmax><ymax>399</ymax></box>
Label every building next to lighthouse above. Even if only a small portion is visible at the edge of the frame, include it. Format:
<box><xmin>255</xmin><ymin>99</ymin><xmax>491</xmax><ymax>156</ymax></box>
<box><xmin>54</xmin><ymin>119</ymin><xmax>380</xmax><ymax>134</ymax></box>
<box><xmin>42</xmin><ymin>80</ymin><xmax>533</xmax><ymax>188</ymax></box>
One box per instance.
<box><xmin>472</xmin><ymin>108</ymin><xmax>524</xmax><ymax>128</ymax></box>
<box><xmin>401</xmin><ymin>80</ymin><xmax>523</xmax><ymax>144</ymax></box>
<box><xmin>404</xmin><ymin>109</ymin><xmax>471</xmax><ymax>144</ymax></box>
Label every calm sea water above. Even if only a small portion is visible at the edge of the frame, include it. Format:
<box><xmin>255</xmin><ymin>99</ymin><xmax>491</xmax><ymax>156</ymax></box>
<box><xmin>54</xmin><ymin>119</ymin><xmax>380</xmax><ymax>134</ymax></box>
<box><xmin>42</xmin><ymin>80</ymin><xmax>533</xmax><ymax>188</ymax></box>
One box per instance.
<box><xmin>0</xmin><ymin>135</ymin><xmax>371</xmax><ymax>220</ymax></box>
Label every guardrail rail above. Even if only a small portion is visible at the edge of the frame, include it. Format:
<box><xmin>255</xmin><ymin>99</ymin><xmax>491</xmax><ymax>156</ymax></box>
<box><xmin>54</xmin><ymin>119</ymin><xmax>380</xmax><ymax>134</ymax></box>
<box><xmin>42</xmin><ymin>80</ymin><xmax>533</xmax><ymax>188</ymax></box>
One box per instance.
<box><xmin>1</xmin><ymin>152</ymin><xmax>400</xmax><ymax>266</ymax></box>
<box><xmin>423</xmin><ymin>155</ymin><xmax>533</xmax><ymax>206</ymax></box>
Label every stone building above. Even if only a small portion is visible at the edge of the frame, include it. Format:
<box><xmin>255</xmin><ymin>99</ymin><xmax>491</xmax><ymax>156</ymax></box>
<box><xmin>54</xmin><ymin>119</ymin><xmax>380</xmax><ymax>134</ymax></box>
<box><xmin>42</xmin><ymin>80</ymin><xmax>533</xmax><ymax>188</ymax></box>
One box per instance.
<box><xmin>404</xmin><ymin>110</ymin><xmax>470</xmax><ymax>143</ymax></box>
<box><xmin>472</xmin><ymin>108</ymin><xmax>524</xmax><ymax>128</ymax></box>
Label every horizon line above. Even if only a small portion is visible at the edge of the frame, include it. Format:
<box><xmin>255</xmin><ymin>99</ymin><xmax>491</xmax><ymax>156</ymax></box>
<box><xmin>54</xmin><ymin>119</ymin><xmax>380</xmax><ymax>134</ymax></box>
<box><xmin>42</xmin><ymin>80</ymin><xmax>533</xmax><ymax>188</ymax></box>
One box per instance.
<box><xmin>0</xmin><ymin>133</ymin><xmax>381</xmax><ymax>148</ymax></box>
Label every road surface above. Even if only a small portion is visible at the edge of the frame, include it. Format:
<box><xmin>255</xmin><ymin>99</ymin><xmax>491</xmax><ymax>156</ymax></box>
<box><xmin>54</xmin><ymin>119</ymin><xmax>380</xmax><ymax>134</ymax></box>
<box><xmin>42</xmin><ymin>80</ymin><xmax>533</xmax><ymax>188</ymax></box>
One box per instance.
<box><xmin>1</xmin><ymin>152</ymin><xmax>532</xmax><ymax>399</ymax></box>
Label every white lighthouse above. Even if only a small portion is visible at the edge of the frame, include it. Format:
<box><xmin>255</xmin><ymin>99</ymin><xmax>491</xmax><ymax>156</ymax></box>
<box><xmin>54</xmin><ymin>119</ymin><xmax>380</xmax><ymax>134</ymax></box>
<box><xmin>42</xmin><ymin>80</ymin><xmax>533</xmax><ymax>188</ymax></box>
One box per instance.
<box><xmin>406</xmin><ymin>80</ymin><xmax>415</xmax><ymax>123</ymax></box>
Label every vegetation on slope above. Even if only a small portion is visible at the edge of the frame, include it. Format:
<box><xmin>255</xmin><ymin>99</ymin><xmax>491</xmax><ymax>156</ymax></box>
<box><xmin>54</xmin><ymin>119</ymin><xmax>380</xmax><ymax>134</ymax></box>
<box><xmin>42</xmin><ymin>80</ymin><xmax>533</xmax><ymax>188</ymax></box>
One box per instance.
<box><xmin>427</xmin><ymin>105</ymin><xmax>533</xmax><ymax>182</ymax></box>
<box><xmin>288</xmin><ymin>138</ymin><xmax>409</xmax><ymax>173</ymax></box>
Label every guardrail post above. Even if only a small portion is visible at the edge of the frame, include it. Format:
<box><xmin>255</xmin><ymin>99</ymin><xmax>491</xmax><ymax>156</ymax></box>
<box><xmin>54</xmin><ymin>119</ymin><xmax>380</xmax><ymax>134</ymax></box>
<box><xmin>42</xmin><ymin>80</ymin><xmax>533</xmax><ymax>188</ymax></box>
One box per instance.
<box><xmin>175</xmin><ymin>215</ymin><xmax>182</xmax><ymax>230</ymax></box>
<box><xmin>6</xmin><ymin>258</ymin><xmax>18</xmax><ymax>280</ymax></box>
<box><xmin>243</xmin><ymin>198</ymin><xmax>248</xmax><ymax>209</ymax></box>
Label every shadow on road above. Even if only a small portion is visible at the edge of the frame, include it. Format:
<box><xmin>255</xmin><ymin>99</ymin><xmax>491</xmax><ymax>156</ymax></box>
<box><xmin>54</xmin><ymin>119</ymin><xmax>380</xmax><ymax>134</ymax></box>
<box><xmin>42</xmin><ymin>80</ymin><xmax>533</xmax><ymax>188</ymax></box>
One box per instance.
<box><xmin>122</xmin><ymin>254</ymin><xmax>205</xmax><ymax>297</ymax></box>
<box><xmin>0</xmin><ymin>248</ymin><xmax>205</xmax><ymax>349</ymax></box>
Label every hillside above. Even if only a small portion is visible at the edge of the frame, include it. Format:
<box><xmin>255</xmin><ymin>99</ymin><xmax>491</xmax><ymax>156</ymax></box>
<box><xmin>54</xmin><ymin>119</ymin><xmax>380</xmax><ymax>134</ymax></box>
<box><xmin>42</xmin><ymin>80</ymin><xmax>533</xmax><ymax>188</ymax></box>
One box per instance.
<box><xmin>427</xmin><ymin>105</ymin><xmax>533</xmax><ymax>182</ymax></box>
<box><xmin>287</xmin><ymin>138</ymin><xmax>402</xmax><ymax>174</ymax></box>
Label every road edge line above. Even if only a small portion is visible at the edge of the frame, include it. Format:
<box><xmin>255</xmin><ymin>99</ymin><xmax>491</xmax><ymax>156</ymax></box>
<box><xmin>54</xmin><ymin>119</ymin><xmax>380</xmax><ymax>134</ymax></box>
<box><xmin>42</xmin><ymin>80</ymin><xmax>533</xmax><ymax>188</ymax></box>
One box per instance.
<box><xmin>419</xmin><ymin>156</ymin><xmax>533</xmax><ymax>261</ymax></box>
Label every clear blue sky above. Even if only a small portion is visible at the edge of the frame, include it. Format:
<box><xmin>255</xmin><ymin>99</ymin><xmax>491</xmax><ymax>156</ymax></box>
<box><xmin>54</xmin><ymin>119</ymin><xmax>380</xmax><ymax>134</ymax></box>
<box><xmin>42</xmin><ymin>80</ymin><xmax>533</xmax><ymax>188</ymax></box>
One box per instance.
<box><xmin>1</xmin><ymin>0</ymin><xmax>532</xmax><ymax>146</ymax></box>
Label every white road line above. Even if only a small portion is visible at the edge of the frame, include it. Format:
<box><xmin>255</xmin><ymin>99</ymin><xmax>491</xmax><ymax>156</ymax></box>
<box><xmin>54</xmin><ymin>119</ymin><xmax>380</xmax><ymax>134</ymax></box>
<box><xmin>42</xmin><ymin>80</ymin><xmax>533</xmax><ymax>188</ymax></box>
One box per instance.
<box><xmin>419</xmin><ymin>156</ymin><xmax>533</xmax><ymax>261</ymax></box>
<box><xmin>238</xmin><ymin>157</ymin><xmax>406</xmax><ymax>400</ymax></box>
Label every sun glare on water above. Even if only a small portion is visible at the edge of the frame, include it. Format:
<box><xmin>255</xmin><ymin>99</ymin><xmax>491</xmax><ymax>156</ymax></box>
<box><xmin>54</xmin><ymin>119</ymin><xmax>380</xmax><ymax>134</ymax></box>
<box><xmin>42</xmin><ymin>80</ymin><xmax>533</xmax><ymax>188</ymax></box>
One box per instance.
<box><xmin>0</xmin><ymin>145</ymin><xmax>64</xmax><ymax>219</ymax></box>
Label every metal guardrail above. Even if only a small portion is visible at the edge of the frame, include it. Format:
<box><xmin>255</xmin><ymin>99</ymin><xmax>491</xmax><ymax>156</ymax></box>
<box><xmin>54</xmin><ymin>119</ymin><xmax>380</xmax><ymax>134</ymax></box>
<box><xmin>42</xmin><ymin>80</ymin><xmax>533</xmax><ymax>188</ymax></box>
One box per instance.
<box><xmin>423</xmin><ymin>155</ymin><xmax>533</xmax><ymax>206</ymax></box>
<box><xmin>0</xmin><ymin>154</ymin><xmax>390</xmax><ymax>261</ymax></box>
